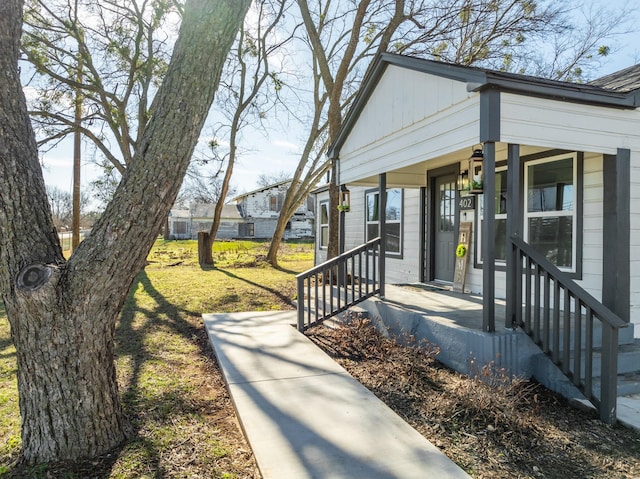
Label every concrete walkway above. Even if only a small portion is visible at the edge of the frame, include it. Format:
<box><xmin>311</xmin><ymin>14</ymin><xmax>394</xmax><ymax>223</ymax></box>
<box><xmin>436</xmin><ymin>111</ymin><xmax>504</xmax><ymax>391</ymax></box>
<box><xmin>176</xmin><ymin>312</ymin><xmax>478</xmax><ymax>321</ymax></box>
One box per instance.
<box><xmin>204</xmin><ymin>310</ymin><xmax>470</xmax><ymax>479</ymax></box>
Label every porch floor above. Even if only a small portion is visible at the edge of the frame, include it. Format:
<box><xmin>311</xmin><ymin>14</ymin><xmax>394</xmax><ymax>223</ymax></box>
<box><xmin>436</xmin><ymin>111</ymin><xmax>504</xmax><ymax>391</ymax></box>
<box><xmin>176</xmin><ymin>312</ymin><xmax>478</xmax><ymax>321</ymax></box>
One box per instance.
<box><xmin>383</xmin><ymin>283</ymin><xmax>508</xmax><ymax>332</ymax></box>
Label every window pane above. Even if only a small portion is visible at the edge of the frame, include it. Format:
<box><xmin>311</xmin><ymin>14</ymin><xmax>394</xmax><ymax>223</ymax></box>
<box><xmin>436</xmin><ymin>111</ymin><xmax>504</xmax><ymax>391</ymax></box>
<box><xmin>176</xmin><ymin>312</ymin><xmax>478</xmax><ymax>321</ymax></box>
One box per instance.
<box><xmin>386</xmin><ymin>223</ymin><xmax>401</xmax><ymax>253</ymax></box>
<box><xmin>367</xmin><ymin>193</ymin><xmax>379</xmax><ymax>222</ymax></box>
<box><xmin>527</xmin><ymin>158</ymin><xmax>573</xmax><ymax>212</ymax></box>
<box><xmin>495</xmin><ymin>170</ymin><xmax>508</xmax><ymax>215</ymax></box>
<box><xmin>320</xmin><ymin>203</ymin><xmax>328</xmax><ymax>224</ymax></box>
<box><xmin>321</xmin><ymin>225</ymin><xmax>328</xmax><ymax>247</ymax></box>
<box><xmin>495</xmin><ymin>219</ymin><xmax>507</xmax><ymax>261</ymax></box>
<box><xmin>528</xmin><ymin>216</ymin><xmax>573</xmax><ymax>268</ymax></box>
<box><xmin>367</xmin><ymin>224</ymin><xmax>379</xmax><ymax>242</ymax></box>
<box><xmin>386</xmin><ymin>189</ymin><xmax>402</xmax><ymax>220</ymax></box>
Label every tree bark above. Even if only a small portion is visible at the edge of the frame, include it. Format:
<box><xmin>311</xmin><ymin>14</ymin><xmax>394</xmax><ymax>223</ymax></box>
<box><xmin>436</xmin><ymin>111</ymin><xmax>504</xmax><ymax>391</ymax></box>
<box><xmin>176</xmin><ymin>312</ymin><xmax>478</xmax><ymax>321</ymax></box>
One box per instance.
<box><xmin>0</xmin><ymin>0</ymin><xmax>249</xmax><ymax>464</ymax></box>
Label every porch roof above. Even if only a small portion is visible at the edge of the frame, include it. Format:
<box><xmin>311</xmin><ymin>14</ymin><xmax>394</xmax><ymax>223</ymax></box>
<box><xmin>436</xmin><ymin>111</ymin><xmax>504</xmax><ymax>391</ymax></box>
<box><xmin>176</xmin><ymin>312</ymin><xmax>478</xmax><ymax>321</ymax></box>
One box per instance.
<box><xmin>328</xmin><ymin>53</ymin><xmax>640</xmax><ymax>160</ymax></box>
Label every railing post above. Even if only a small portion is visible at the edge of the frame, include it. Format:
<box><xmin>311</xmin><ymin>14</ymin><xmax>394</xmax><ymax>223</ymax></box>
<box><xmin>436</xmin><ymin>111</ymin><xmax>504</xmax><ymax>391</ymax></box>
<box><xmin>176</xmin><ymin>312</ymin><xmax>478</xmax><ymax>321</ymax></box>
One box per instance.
<box><xmin>506</xmin><ymin>144</ymin><xmax>522</xmax><ymax>329</ymax></box>
<box><xmin>600</xmin><ymin>325</ymin><xmax>619</xmax><ymax>424</ymax></box>
<box><xmin>482</xmin><ymin>142</ymin><xmax>496</xmax><ymax>332</ymax></box>
<box><xmin>297</xmin><ymin>276</ymin><xmax>305</xmax><ymax>332</ymax></box>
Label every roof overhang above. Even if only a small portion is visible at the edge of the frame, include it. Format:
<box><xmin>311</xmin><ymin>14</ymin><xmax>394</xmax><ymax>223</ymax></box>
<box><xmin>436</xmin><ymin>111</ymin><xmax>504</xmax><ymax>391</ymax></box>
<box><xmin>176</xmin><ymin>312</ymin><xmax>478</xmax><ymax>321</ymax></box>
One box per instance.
<box><xmin>328</xmin><ymin>53</ymin><xmax>639</xmax><ymax>160</ymax></box>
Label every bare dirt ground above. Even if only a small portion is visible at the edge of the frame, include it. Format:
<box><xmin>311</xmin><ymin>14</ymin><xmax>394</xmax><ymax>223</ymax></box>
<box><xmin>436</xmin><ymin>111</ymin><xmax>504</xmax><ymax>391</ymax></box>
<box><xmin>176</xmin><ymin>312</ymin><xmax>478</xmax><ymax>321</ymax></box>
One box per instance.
<box><xmin>307</xmin><ymin>317</ymin><xmax>640</xmax><ymax>479</ymax></box>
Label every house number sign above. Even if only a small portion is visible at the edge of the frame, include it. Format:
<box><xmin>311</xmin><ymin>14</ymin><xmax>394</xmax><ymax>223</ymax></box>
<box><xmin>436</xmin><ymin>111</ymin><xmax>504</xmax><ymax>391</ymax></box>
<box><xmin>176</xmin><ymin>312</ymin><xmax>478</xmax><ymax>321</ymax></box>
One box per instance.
<box><xmin>458</xmin><ymin>195</ymin><xmax>475</xmax><ymax>210</ymax></box>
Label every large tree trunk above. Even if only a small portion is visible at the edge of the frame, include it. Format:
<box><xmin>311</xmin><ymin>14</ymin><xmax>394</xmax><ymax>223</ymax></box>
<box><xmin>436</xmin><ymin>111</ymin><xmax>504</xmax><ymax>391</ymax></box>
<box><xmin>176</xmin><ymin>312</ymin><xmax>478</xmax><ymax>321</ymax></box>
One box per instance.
<box><xmin>0</xmin><ymin>0</ymin><xmax>249</xmax><ymax>464</ymax></box>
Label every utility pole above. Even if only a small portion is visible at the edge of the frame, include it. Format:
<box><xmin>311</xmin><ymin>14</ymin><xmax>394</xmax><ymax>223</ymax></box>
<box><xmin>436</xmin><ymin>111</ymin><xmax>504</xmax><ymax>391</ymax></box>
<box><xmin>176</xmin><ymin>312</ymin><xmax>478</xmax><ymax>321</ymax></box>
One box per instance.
<box><xmin>72</xmin><ymin>39</ymin><xmax>82</xmax><ymax>251</ymax></box>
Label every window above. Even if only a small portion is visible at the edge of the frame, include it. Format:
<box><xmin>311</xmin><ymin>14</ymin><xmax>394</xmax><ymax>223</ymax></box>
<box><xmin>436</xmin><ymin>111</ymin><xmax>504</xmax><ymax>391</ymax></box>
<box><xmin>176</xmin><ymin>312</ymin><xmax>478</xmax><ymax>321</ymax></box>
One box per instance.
<box><xmin>319</xmin><ymin>201</ymin><xmax>329</xmax><ymax>248</ymax></box>
<box><xmin>477</xmin><ymin>152</ymin><xmax>580</xmax><ymax>272</ymax></box>
<box><xmin>366</xmin><ymin>188</ymin><xmax>402</xmax><ymax>255</ymax></box>
<box><xmin>269</xmin><ymin>196</ymin><xmax>278</xmax><ymax>211</ymax></box>
<box><xmin>525</xmin><ymin>154</ymin><xmax>576</xmax><ymax>270</ymax></box>
<box><xmin>239</xmin><ymin>222</ymin><xmax>254</xmax><ymax>237</ymax></box>
<box><xmin>478</xmin><ymin>168</ymin><xmax>508</xmax><ymax>262</ymax></box>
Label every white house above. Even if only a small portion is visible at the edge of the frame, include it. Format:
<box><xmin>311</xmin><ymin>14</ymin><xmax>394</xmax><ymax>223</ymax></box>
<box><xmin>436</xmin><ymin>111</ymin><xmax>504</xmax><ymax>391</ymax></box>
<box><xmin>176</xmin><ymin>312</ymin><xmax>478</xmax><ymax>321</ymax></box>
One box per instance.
<box><xmin>167</xmin><ymin>180</ymin><xmax>315</xmax><ymax>240</ymax></box>
<box><xmin>309</xmin><ymin>53</ymin><xmax>640</xmax><ymax>422</ymax></box>
<box><xmin>234</xmin><ymin>180</ymin><xmax>315</xmax><ymax>240</ymax></box>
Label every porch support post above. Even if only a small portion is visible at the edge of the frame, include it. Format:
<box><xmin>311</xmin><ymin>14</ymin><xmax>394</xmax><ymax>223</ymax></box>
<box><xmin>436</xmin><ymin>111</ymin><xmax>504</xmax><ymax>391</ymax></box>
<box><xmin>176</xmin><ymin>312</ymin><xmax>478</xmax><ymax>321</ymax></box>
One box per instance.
<box><xmin>379</xmin><ymin>173</ymin><xmax>386</xmax><ymax>298</ymax></box>
<box><xmin>505</xmin><ymin>144</ymin><xmax>522</xmax><ymax>328</ymax></box>
<box><xmin>339</xmin><ymin>187</ymin><xmax>346</xmax><ymax>255</ymax></box>
<box><xmin>482</xmin><ymin>142</ymin><xmax>496</xmax><ymax>332</ymax></box>
<box><xmin>602</xmin><ymin>148</ymin><xmax>630</xmax><ymax>323</ymax></box>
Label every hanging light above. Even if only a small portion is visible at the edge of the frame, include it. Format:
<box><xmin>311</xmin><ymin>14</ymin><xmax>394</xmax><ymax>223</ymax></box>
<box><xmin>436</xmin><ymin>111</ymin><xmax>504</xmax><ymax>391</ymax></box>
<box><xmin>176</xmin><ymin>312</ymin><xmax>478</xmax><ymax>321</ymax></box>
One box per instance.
<box><xmin>457</xmin><ymin>160</ymin><xmax>469</xmax><ymax>191</ymax></box>
<box><xmin>468</xmin><ymin>146</ymin><xmax>484</xmax><ymax>193</ymax></box>
<box><xmin>339</xmin><ymin>186</ymin><xmax>351</xmax><ymax>212</ymax></box>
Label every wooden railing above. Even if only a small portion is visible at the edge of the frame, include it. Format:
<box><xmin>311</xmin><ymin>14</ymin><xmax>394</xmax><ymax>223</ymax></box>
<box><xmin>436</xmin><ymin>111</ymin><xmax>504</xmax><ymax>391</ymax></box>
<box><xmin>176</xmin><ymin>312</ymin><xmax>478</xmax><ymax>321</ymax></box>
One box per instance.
<box><xmin>509</xmin><ymin>236</ymin><xmax>628</xmax><ymax>423</ymax></box>
<box><xmin>296</xmin><ymin>238</ymin><xmax>382</xmax><ymax>331</ymax></box>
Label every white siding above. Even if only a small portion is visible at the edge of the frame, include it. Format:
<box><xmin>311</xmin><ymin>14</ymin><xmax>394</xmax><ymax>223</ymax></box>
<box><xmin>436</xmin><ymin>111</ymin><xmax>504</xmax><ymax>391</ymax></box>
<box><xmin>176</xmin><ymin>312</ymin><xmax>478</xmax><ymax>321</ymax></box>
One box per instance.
<box><xmin>501</xmin><ymin>93</ymin><xmax>640</xmax><ymax>154</ymax></box>
<box><xmin>339</xmin><ymin>66</ymin><xmax>479</xmax><ymax>184</ymax></box>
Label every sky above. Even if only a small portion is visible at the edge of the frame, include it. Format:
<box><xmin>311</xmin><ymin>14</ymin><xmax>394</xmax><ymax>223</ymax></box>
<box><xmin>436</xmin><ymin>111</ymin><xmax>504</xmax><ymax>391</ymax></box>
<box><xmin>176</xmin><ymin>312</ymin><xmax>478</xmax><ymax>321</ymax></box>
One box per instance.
<box><xmin>36</xmin><ymin>0</ymin><xmax>640</xmax><ymax>204</ymax></box>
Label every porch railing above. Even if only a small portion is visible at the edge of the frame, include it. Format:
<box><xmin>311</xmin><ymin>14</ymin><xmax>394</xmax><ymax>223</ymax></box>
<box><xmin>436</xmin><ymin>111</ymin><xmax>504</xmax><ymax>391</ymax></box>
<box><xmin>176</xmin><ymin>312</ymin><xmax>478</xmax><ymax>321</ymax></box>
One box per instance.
<box><xmin>296</xmin><ymin>237</ymin><xmax>382</xmax><ymax>331</ymax></box>
<box><xmin>510</xmin><ymin>236</ymin><xmax>628</xmax><ymax>423</ymax></box>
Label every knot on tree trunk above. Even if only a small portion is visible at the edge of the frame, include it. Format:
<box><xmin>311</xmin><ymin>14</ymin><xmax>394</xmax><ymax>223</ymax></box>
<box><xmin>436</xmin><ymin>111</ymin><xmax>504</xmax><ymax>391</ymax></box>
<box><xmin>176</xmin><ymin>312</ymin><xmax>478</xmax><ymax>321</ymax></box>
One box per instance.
<box><xmin>16</xmin><ymin>264</ymin><xmax>53</xmax><ymax>291</ymax></box>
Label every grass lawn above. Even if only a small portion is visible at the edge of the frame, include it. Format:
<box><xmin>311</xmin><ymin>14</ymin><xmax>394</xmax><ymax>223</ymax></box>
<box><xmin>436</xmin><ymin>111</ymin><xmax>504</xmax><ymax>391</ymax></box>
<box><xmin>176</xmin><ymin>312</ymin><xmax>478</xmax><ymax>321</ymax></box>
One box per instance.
<box><xmin>0</xmin><ymin>239</ymin><xmax>313</xmax><ymax>478</ymax></box>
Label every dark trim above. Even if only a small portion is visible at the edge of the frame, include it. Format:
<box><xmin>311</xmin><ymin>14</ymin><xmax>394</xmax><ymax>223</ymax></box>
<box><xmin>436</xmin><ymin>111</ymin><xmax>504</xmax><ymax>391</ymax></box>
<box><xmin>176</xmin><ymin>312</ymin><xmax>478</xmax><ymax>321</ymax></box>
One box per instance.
<box><xmin>482</xmin><ymin>142</ymin><xmax>496</xmax><ymax>332</ymax></box>
<box><xmin>505</xmin><ymin>144</ymin><xmax>522</xmax><ymax>328</ymax></box>
<box><xmin>602</xmin><ymin>149</ymin><xmax>630</xmax><ymax>323</ymax></box>
<box><xmin>379</xmin><ymin>174</ymin><xmax>386</xmax><ymax>298</ymax></box>
<box><xmin>480</xmin><ymin>88</ymin><xmax>500</xmax><ymax>142</ymax></box>
<box><xmin>425</xmin><ymin>164</ymin><xmax>460</xmax><ymax>282</ymax></box>
<box><xmin>420</xmin><ymin>186</ymin><xmax>427</xmax><ymax>283</ymax></box>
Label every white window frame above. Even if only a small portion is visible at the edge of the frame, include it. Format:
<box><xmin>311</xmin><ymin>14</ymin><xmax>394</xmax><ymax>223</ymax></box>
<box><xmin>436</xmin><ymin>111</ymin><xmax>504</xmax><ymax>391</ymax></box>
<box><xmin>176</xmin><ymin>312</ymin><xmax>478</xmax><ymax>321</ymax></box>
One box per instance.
<box><xmin>365</xmin><ymin>188</ymin><xmax>403</xmax><ymax>256</ymax></box>
<box><xmin>477</xmin><ymin>152</ymin><xmax>579</xmax><ymax>273</ymax></box>
<box><xmin>319</xmin><ymin>200</ymin><xmax>329</xmax><ymax>249</ymax></box>
<box><xmin>524</xmin><ymin>152</ymin><xmax>578</xmax><ymax>272</ymax></box>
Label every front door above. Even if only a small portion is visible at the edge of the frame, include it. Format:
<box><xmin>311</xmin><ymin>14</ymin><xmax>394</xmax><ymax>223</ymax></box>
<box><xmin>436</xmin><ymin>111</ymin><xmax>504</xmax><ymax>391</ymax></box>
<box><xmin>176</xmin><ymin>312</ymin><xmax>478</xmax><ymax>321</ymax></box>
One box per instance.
<box><xmin>434</xmin><ymin>174</ymin><xmax>457</xmax><ymax>282</ymax></box>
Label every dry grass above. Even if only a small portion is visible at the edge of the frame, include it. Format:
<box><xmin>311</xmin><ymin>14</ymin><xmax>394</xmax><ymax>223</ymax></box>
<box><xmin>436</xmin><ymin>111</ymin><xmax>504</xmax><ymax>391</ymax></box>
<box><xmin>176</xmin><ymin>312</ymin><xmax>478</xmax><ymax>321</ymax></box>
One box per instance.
<box><xmin>0</xmin><ymin>239</ymin><xmax>313</xmax><ymax>478</ymax></box>
<box><xmin>307</xmin><ymin>316</ymin><xmax>640</xmax><ymax>479</ymax></box>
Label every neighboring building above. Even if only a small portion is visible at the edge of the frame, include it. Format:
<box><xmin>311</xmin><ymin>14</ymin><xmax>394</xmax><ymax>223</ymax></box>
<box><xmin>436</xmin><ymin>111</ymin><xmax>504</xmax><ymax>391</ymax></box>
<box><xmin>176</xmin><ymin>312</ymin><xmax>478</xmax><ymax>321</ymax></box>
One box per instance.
<box><xmin>234</xmin><ymin>180</ymin><xmax>315</xmax><ymax>240</ymax></box>
<box><xmin>167</xmin><ymin>180</ymin><xmax>315</xmax><ymax>240</ymax></box>
<box><xmin>167</xmin><ymin>204</ymin><xmax>243</xmax><ymax>240</ymax></box>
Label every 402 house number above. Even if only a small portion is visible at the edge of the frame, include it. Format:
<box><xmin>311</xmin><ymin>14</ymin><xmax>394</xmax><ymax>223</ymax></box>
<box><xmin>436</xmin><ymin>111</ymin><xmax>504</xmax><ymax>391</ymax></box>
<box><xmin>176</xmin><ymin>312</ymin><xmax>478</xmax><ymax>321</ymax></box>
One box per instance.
<box><xmin>458</xmin><ymin>196</ymin><xmax>475</xmax><ymax>210</ymax></box>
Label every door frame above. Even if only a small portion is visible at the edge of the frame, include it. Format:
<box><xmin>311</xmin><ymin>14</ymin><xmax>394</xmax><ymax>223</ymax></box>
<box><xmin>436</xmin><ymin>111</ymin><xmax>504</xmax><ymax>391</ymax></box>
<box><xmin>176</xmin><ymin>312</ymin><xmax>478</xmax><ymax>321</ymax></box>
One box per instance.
<box><xmin>422</xmin><ymin>164</ymin><xmax>460</xmax><ymax>283</ymax></box>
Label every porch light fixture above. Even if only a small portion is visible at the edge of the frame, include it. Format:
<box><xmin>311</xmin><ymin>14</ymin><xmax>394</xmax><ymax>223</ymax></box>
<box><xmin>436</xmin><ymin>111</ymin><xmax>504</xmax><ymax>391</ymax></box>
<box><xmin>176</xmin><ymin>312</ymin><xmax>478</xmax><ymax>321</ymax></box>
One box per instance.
<box><xmin>468</xmin><ymin>146</ymin><xmax>484</xmax><ymax>193</ymax></box>
<box><xmin>457</xmin><ymin>169</ymin><xmax>469</xmax><ymax>191</ymax></box>
<box><xmin>338</xmin><ymin>186</ymin><xmax>351</xmax><ymax>212</ymax></box>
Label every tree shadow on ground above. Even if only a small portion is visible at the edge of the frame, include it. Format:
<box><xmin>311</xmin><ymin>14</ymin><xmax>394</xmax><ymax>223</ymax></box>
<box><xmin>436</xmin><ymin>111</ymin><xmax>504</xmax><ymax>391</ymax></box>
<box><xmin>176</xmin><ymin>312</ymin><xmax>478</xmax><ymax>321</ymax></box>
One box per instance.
<box><xmin>217</xmin><ymin>268</ymin><xmax>295</xmax><ymax>309</ymax></box>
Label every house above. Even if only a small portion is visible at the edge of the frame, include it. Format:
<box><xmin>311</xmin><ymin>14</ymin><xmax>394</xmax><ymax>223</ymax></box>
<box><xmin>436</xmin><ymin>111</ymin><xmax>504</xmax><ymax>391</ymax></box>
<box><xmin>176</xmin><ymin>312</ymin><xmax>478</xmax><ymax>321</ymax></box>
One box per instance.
<box><xmin>167</xmin><ymin>181</ymin><xmax>315</xmax><ymax>240</ymax></box>
<box><xmin>307</xmin><ymin>53</ymin><xmax>640</xmax><ymax>423</ymax></box>
<box><xmin>167</xmin><ymin>203</ymin><xmax>243</xmax><ymax>240</ymax></box>
<box><xmin>233</xmin><ymin>180</ymin><xmax>315</xmax><ymax>240</ymax></box>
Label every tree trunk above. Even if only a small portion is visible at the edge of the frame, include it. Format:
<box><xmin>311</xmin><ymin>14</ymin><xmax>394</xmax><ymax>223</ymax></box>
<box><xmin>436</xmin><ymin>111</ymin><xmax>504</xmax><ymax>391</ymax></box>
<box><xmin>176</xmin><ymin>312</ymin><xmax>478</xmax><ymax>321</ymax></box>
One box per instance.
<box><xmin>0</xmin><ymin>0</ymin><xmax>250</xmax><ymax>464</ymax></box>
<box><xmin>198</xmin><ymin>231</ymin><xmax>214</xmax><ymax>266</ymax></box>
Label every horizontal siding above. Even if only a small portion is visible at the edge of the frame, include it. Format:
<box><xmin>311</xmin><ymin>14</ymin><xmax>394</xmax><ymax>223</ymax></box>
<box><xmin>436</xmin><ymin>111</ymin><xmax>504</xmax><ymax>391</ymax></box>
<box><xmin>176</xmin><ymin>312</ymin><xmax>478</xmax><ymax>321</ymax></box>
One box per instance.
<box><xmin>339</xmin><ymin>65</ymin><xmax>479</xmax><ymax>184</ymax></box>
<box><xmin>501</xmin><ymin>94</ymin><xmax>640</xmax><ymax>154</ymax></box>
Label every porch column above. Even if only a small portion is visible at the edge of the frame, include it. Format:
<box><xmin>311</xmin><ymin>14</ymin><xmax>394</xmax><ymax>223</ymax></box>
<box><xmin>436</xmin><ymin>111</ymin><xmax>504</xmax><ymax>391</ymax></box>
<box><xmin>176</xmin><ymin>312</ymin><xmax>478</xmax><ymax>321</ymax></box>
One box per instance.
<box><xmin>505</xmin><ymin>144</ymin><xmax>522</xmax><ymax>328</ymax></box>
<box><xmin>379</xmin><ymin>173</ymin><xmax>386</xmax><ymax>298</ymax></box>
<box><xmin>602</xmin><ymin>148</ymin><xmax>630</xmax><ymax>323</ymax></box>
<box><xmin>482</xmin><ymin>142</ymin><xmax>496</xmax><ymax>332</ymax></box>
